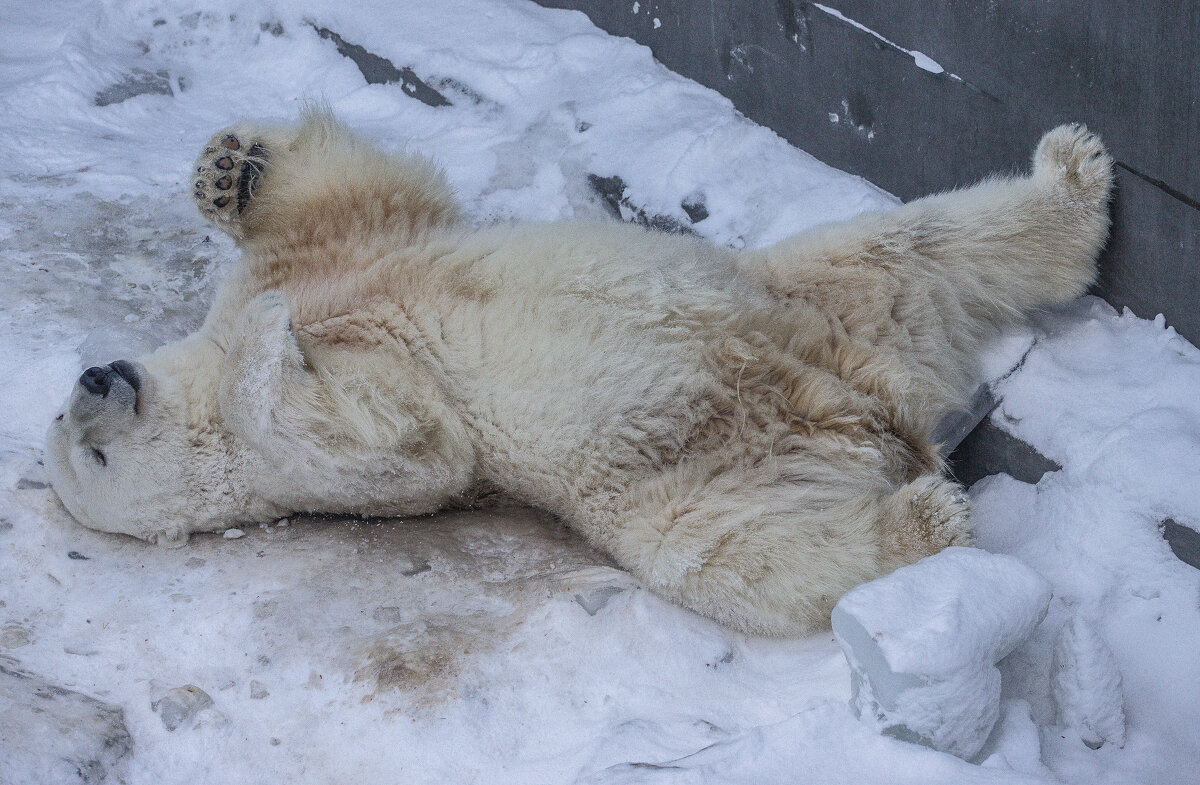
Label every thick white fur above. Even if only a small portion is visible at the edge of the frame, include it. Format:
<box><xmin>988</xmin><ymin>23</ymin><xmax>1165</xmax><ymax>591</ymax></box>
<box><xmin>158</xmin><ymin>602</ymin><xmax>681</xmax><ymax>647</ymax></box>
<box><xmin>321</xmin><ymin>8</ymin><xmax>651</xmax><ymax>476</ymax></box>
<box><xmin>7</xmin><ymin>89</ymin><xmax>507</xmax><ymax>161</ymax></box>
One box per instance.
<box><xmin>45</xmin><ymin>112</ymin><xmax>1112</xmax><ymax>636</ymax></box>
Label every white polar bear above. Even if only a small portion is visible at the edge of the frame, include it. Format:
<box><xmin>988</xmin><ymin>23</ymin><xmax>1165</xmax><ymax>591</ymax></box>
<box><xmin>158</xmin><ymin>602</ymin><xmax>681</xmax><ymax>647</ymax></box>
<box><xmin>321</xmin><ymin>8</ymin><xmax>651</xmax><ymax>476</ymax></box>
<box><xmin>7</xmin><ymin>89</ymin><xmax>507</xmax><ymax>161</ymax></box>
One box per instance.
<box><xmin>45</xmin><ymin>111</ymin><xmax>1112</xmax><ymax>636</ymax></box>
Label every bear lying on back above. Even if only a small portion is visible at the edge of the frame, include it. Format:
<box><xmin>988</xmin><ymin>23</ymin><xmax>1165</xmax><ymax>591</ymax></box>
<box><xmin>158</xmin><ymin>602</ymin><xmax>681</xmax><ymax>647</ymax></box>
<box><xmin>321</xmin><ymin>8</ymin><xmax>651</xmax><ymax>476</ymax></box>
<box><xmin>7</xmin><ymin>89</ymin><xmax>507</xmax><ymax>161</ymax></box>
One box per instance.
<box><xmin>45</xmin><ymin>111</ymin><xmax>1112</xmax><ymax>635</ymax></box>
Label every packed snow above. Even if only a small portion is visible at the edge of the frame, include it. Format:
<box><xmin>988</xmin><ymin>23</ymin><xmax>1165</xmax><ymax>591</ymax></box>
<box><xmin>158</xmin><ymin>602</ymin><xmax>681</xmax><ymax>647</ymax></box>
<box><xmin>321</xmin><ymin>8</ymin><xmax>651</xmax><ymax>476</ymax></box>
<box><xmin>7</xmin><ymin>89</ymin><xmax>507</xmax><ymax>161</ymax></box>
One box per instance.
<box><xmin>1</xmin><ymin>1</ymin><xmax>1198</xmax><ymax>784</ymax></box>
<box><xmin>1049</xmin><ymin>615</ymin><xmax>1127</xmax><ymax>751</ymax></box>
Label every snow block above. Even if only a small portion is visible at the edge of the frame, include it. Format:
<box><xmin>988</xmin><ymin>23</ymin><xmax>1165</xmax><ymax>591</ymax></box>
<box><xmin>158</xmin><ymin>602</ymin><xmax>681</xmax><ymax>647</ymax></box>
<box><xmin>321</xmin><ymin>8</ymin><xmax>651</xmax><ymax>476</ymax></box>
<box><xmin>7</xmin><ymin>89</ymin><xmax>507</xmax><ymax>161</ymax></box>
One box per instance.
<box><xmin>831</xmin><ymin>547</ymin><xmax>1052</xmax><ymax>760</ymax></box>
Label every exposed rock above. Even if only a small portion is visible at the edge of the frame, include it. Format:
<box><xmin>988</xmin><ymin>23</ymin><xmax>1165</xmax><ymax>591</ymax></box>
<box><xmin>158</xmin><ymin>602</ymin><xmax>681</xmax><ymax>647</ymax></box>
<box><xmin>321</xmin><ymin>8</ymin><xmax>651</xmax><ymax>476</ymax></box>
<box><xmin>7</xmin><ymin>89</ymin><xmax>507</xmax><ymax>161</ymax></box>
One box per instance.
<box><xmin>1162</xmin><ymin>518</ymin><xmax>1200</xmax><ymax>570</ymax></box>
<box><xmin>309</xmin><ymin>25</ymin><xmax>451</xmax><ymax>107</ymax></box>
<box><xmin>94</xmin><ymin>68</ymin><xmax>173</xmax><ymax>107</ymax></box>
<box><xmin>948</xmin><ymin>418</ymin><xmax>1061</xmax><ymax>487</ymax></box>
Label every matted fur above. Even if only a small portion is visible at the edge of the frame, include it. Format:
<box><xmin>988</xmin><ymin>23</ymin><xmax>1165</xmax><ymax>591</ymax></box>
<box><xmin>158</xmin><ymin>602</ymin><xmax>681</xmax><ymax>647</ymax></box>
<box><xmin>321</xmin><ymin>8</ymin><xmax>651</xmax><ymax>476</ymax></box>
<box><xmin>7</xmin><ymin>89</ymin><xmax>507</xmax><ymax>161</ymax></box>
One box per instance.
<box><xmin>45</xmin><ymin>112</ymin><xmax>1112</xmax><ymax>635</ymax></box>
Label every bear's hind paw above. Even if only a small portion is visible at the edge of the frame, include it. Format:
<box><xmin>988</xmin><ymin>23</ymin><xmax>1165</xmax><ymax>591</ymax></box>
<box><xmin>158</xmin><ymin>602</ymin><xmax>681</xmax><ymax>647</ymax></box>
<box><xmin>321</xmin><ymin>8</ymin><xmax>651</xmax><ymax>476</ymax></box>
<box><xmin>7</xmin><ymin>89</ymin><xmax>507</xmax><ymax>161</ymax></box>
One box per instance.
<box><xmin>192</xmin><ymin>130</ymin><xmax>268</xmax><ymax>237</ymax></box>
<box><xmin>884</xmin><ymin>475</ymin><xmax>973</xmax><ymax>566</ymax></box>
<box><xmin>1033</xmin><ymin>124</ymin><xmax>1114</xmax><ymax>206</ymax></box>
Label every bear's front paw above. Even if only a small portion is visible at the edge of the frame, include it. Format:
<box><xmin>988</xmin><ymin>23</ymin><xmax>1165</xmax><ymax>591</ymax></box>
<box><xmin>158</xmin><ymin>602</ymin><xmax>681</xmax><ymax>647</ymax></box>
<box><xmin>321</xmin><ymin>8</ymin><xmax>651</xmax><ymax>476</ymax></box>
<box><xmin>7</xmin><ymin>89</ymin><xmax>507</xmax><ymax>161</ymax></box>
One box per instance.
<box><xmin>234</xmin><ymin>290</ymin><xmax>301</xmax><ymax>369</ymax></box>
<box><xmin>193</xmin><ymin>129</ymin><xmax>269</xmax><ymax>237</ymax></box>
<box><xmin>1033</xmin><ymin>124</ymin><xmax>1114</xmax><ymax>206</ymax></box>
<box><xmin>218</xmin><ymin>290</ymin><xmax>306</xmax><ymax>446</ymax></box>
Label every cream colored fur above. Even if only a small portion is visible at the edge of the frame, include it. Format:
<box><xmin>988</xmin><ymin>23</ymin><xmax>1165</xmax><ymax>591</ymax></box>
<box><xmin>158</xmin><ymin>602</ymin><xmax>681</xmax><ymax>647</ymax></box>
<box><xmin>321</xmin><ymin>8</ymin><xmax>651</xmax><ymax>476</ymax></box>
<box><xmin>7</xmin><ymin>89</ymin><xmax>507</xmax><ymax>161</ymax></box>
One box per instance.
<box><xmin>45</xmin><ymin>112</ymin><xmax>1113</xmax><ymax>636</ymax></box>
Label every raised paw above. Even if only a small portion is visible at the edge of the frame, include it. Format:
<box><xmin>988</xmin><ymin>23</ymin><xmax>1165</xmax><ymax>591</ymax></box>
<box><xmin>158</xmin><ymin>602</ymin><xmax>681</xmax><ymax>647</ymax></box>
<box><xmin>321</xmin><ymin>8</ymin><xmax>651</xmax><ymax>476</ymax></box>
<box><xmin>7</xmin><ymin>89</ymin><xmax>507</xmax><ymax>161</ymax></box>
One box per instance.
<box><xmin>1033</xmin><ymin>124</ymin><xmax>1114</xmax><ymax>205</ymax></box>
<box><xmin>193</xmin><ymin>130</ymin><xmax>269</xmax><ymax>237</ymax></box>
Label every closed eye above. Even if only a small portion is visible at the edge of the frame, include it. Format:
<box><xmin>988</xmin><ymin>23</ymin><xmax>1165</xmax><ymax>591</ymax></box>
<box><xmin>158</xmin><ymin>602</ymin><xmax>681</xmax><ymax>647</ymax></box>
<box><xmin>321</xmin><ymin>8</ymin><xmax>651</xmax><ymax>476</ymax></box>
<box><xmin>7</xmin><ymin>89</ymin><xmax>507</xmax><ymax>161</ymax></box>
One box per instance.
<box><xmin>91</xmin><ymin>447</ymin><xmax>107</xmax><ymax>467</ymax></box>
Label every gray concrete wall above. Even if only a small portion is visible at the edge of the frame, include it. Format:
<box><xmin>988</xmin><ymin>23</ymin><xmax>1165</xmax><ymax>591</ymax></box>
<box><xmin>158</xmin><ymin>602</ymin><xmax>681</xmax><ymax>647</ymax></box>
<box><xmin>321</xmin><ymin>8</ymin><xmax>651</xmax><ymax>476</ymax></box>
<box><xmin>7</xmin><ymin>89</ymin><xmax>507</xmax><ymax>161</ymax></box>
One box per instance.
<box><xmin>536</xmin><ymin>0</ymin><xmax>1199</xmax><ymax>341</ymax></box>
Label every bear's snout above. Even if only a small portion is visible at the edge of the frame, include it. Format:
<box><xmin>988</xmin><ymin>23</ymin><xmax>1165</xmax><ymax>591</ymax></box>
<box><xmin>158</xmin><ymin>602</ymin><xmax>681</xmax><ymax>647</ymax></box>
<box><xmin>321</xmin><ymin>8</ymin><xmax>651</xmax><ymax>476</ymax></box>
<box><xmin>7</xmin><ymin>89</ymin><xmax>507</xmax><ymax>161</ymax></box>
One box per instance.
<box><xmin>79</xmin><ymin>360</ymin><xmax>141</xmax><ymax>398</ymax></box>
<box><xmin>73</xmin><ymin>360</ymin><xmax>142</xmax><ymax>423</ymax></box>
<box><xmin>79</xmin><ymin>366</ymin><xmax>114</xmax><ymax>396</ymax></box>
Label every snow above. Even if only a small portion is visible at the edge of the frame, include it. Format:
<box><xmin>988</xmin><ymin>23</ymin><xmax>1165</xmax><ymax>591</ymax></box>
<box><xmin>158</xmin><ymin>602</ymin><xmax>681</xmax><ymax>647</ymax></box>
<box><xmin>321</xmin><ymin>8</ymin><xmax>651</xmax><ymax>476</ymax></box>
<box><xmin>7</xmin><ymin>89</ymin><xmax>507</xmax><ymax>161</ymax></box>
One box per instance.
<box><xmin>1049</xmin><ymin>615</ymin><xmax>1126</xmax><ymax>750</ymax></box>
<box><xmin>971</xmin><ymin>298</ymin><xmax>1200</xmax><ymax>785</ymax></box>
<box><xmin>832</xmin><ymin>547</ymin><xmax>1052</xmax><ymax>759</ymax></box>
<box><xmin>1</xmin><ymin>1</ymin><xmax>1198</xmax><ymax>783</ymax></box>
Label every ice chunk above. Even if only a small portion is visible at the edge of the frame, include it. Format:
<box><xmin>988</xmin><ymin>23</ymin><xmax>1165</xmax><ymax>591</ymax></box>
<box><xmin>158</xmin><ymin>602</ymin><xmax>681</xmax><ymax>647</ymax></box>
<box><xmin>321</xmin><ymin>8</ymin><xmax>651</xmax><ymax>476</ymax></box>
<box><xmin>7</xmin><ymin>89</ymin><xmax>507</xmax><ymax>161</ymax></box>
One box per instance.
<box><xmin>152</xmin><ymin>685</ymin><xmax>215</xmax><ymax>731</ymax></box>
<box><xmin>832</xmin><ymin>547</ymin><xmax>1052</xmax><ymax>759</ymax></box>
<box><xmin>1050</xmin><ymin>615</ymin><xmax>1126</xmax><ymax>749</ymax></box>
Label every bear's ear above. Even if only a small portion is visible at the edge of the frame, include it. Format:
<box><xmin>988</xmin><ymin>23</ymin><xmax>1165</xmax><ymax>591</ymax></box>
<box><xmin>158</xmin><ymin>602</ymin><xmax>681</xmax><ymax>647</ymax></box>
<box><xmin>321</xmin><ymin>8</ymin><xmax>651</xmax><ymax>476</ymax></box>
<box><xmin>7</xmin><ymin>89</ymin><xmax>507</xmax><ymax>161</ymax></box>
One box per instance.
<box><xmin>218</xmin><ymin>290</ymin><xmax>311</xmax><ymax>447</ymax></box>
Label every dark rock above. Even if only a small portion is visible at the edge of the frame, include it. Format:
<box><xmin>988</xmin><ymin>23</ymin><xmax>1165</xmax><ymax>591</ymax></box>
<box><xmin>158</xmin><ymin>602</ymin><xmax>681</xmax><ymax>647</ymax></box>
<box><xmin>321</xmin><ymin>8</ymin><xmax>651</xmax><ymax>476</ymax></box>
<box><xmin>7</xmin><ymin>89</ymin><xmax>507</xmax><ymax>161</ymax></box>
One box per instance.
<box><xmin>1162</xmin><ymin>518</ymin><xmax>1200</xmax><ymax>570</ymax></box>
<box><xmin>94</xmin><ymin>68</ymin><xmax>173</xmax><ymax>107</ymax></box>
<box><xmin>310</xmin><ymin>25</ymin><xmax>451</xmax><ymax>107</ymax></box>
<box><xmin>948</xmin><ymin>419</ymin><xmax>1061</xmax><ymax>488</ymax></box>
<box><xmin>587</xmin><ymin>173</ymin><xmax>695</xmax><ymax>235</ymax></box>
<box><xmin>680</xmin><ymin>192</ymin><xmax>709</xmax><ymax>223</ymax></box>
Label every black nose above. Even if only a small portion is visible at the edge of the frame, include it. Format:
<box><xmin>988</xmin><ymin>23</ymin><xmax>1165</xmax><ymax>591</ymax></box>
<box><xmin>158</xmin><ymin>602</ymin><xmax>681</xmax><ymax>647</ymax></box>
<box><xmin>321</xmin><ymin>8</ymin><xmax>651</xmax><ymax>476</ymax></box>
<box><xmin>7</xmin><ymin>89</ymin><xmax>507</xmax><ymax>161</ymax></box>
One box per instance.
<box><xmin>80</xmin><ymin>366</ymin><xmax>113</xmax><ymax>396</ymax></box>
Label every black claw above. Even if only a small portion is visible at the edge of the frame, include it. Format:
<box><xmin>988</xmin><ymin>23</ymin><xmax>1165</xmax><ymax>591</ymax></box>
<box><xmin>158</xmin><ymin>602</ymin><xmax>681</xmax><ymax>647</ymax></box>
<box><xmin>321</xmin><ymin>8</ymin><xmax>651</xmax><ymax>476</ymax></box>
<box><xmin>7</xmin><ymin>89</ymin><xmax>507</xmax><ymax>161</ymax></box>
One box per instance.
<box><xmin>215</xmin><ymin>156</ymin><xmax>234</xmax><ymax>171</ymax></box>
<box><xmin>215</xmin><ymin>174</ymin><xmax>233</xmax><ymax>190</ymax></box>
<box><xmin>213</xmin><ymin>195</ymin><xmax>231</xmax><ymax>208</ymax></box>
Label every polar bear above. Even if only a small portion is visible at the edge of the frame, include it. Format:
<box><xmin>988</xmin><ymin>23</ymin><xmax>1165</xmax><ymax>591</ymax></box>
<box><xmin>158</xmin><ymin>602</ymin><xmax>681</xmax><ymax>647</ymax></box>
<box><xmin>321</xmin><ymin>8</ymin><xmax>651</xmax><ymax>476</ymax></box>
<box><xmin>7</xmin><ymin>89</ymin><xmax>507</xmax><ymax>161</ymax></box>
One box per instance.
<box><xmin>45</xmin><ymin>111</ymin><xmax>1112</xmax><ymax>636</ymax></box>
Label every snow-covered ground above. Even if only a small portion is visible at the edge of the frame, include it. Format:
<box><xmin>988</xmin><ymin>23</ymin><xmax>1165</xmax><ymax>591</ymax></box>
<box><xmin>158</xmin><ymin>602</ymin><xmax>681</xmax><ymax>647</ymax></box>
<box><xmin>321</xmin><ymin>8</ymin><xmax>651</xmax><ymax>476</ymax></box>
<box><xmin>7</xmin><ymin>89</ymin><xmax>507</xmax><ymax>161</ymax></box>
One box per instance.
<box><xmin>1</xmin><ymin>1</ymin><xmax>1197</xmax><ymax>783</ymax></box>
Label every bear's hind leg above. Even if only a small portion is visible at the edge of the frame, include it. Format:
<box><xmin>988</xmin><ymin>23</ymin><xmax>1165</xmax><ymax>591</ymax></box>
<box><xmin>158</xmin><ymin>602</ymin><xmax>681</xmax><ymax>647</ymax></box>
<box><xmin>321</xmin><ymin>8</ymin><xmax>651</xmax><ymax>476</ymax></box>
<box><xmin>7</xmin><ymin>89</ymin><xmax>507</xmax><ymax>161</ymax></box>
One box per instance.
<box><xmin>878</xmin><ymin>474</ymin><xmax>972</xmax><ymax>571</ymax></box>
<box><xmin>756</xmin><ymin>125</ymin><xmax>1113</xmax><ymax>329</ymax></box>
<box><xmin>600</xmin><ymin>453</ymin><xmax>971</xmax><ymax>637</ymax></box>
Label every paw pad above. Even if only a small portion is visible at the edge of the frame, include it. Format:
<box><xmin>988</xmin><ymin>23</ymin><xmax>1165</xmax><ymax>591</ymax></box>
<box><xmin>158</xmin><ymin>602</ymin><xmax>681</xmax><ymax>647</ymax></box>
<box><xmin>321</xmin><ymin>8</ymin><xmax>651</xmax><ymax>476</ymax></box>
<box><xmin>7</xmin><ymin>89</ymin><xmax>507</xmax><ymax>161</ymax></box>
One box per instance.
<box><xmin>192</xmin><ymin>130</ymin><xmax>269</xmax><ymax>234</ymax></box>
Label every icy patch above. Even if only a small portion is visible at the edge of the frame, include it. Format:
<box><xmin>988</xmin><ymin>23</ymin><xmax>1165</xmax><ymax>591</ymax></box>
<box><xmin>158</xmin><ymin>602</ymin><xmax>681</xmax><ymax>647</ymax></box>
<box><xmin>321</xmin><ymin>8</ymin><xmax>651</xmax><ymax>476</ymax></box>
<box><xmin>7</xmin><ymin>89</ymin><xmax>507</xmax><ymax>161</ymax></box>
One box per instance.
<box><xmin>832</xmin><ymin>547</ymin><xmax>1052</xmax><ymax>759</ymax></box>
<box><xmin>0</xmin><ymin>660</ymin><xmax>132</xmax><ymax>784</ymax></box>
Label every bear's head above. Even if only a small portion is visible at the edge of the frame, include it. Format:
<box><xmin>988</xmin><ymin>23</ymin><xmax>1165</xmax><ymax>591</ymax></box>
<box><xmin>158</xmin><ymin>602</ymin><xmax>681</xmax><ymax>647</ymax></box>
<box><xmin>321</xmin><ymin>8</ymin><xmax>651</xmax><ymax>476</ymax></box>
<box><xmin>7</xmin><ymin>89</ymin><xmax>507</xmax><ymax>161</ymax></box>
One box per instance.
<box><xmin>45</xmin><ymin>291</ymin><xmax>476</xmax><ymax>546</ymax></box>
<box><xmin>43</xmin><ymin>335</ymin><xmax>270</xmax><ymax>547</ymax></box>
